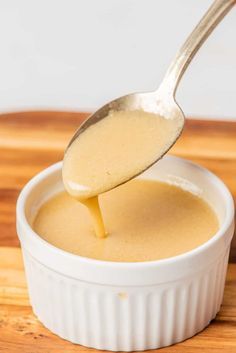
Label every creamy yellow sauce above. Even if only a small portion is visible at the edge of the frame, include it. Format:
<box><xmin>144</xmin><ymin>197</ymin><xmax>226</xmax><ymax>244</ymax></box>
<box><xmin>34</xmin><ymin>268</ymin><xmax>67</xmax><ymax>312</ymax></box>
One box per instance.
<box><xmin>63</xmin><ymin>110</ymin><xmax>182</xmax><ymax>237</ymax></box>
<box><xmin>33</xmin><ymin>179</ymin><xmax>219</xmax><ymax>262</ymax></box>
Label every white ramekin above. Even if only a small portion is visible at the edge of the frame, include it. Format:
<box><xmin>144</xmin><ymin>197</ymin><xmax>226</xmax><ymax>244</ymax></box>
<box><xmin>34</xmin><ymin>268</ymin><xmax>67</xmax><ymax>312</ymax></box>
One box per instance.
<box><xmin>16</xmin><ymin>155</ymin><xmax>235</xmax><ymax>351</ymax></box>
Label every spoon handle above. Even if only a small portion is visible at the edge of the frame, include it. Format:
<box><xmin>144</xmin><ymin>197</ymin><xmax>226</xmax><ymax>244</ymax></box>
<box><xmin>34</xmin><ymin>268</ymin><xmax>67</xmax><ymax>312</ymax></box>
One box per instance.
<box><xmin>158</xmin><ymin>0</ymin><xmax>235</xmax><ymax>97</ymax></box>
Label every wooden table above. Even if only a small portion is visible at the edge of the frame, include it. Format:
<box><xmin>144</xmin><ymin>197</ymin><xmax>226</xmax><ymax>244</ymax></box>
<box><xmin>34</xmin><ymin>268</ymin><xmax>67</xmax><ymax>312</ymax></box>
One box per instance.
<box><xmin>0</xmin><ymin>111</ymin><xmax>235</xmax><ymax>352</ymax></box>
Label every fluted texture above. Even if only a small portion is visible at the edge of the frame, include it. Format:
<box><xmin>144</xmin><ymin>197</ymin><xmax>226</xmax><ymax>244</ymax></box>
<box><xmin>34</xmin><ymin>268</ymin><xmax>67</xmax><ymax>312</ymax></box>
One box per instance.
<box><xmin>22</xmin><ymin>248</ymin><xmax>230</xmax><ymax>351</ymax></box>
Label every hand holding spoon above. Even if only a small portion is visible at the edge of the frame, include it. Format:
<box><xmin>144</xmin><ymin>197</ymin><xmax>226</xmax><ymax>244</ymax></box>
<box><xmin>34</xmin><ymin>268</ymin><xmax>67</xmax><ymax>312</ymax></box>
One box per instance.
<box><xmin>63</xmin><ymin>0</ymin><xmax>235</xmax><ymax>238</ymax></box>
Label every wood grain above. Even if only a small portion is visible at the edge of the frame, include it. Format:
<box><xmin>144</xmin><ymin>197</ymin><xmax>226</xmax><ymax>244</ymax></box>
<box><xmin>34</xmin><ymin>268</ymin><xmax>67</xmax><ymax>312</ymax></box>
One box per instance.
<box><xmin>0</xmin><ymin>111</ymin><xmax>236</xmax><ymax>351</ymax></box>
<box><xmin>0</xmin><ymin>111</ymin><xmax>235</xmax><ymax>259</ymax></box>
<box><xmin>0</xmin><ymin>247</ymin><xmax>235</xmax><ymax>353</ymax></box>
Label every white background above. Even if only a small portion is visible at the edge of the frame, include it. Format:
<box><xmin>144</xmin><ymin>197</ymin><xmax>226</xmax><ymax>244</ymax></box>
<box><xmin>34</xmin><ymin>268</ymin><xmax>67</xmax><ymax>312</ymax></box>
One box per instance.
<box><xmin>0</xmin><ymin>0</ymin><xmax>235</xmax><ymax>119</ymax></box>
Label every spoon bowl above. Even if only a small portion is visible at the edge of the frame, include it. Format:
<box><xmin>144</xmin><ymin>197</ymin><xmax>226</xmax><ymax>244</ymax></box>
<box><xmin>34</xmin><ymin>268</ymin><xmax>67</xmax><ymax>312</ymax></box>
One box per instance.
<box><xmin>65</xmin><ymin>89</ymin><xmax>185</xmax><ymax>198</ymax></box>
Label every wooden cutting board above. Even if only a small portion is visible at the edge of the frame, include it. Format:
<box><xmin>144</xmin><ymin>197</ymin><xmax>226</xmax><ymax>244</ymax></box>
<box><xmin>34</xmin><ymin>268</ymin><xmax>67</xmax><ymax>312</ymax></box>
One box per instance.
<box><xmin>0</xmin><ymin>111</ymin><xmax>235</xmax><ymax>352</ymax></box>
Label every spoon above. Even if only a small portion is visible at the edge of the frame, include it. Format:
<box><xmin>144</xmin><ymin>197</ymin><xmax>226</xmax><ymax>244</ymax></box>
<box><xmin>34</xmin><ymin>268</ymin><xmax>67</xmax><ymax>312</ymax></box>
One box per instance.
<box><xmin>66</xmin><ymin>0</ymin><xmax>235</xmax><ymax>194</ymax></box>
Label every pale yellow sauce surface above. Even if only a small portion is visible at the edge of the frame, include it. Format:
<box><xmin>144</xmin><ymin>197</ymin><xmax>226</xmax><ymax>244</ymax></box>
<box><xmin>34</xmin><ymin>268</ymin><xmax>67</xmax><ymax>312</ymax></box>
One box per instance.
<box><xmin>33</xmin><ymin>179</ymin><xmax>219</xmax><ymax>262</ymax></box>
<box><xmin>62</xmin><ymin>110</ymin><xmax>183</xmax><ymax>237</ymax></box>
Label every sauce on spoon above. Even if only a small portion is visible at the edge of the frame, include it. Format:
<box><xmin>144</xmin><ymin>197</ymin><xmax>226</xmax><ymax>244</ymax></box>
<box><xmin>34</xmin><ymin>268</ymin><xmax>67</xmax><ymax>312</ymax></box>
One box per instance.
<box><xmin>63</xmin><ymin>110</ymin><xmax>182</xmax><ymax>237</ymax></box>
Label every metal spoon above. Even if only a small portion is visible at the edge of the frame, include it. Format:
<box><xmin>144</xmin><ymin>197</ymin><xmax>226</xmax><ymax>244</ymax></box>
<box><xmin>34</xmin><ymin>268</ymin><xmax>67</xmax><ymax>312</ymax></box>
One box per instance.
<box><xmin>66</xmin><ymin>0</ymin><xmax>235</xmax><ymax>189</ymax></box>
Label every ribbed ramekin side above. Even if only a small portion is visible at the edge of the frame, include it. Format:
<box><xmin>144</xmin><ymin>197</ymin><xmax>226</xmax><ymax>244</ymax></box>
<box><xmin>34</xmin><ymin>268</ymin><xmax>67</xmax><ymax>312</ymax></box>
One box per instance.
<box><xmin>22</xmin><ymin>247</ymin><xmax>230</xmax><ymax>351</ymax></box>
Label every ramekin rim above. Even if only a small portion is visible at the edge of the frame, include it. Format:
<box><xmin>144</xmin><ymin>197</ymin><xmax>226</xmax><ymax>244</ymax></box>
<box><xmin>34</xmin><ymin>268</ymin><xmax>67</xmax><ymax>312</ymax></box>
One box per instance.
<box><xmin>16</xmin><ymin>156</ymin><xmax>235</xmax><ymax>270</ymax></box>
